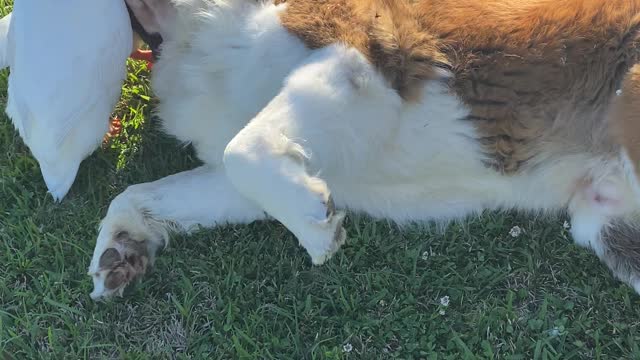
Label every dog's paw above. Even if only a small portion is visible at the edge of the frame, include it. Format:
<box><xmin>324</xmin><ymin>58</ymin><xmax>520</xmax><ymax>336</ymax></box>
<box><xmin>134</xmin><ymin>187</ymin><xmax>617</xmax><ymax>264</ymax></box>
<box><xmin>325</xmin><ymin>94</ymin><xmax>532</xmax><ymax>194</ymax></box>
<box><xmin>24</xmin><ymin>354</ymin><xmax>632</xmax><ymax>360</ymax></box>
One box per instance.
<box><xmin>88</xmin><ymin>230</ymin><xmax>155</xmax><ymax>300</ymax></box>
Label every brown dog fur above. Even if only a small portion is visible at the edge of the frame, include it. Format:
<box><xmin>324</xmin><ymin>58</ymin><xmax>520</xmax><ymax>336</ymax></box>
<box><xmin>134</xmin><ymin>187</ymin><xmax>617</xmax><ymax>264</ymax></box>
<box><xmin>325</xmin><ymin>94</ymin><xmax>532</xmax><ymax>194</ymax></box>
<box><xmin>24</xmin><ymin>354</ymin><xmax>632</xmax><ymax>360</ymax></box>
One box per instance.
<box><xmin>275</xmin><ymin>0</ymin><xmax>449</xmax><ymax>101</ymax></box>
<box><xmin>422</xmin><ymin>0</ymin><xmax>640</xmax><ymax>173</ymax></box>
<box><xmin>277</xmin><ymin>0</ymin><xmax>640</xmax><ymax>173</ymax></box>
<box><xmin>611</xmin><ymin>65</ymin><xmax>640</xmax><ymax>179</ymax></box>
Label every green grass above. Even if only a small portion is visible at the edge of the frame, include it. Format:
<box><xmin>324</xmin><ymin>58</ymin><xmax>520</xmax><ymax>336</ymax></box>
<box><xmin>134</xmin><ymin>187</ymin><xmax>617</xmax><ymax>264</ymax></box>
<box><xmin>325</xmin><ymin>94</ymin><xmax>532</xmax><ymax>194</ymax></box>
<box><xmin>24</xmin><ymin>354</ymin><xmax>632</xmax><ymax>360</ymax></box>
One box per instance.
<box><xmin>2</xmin><ymin>3</ymin><xmax>640</xmax><ymax>359</ymax></box>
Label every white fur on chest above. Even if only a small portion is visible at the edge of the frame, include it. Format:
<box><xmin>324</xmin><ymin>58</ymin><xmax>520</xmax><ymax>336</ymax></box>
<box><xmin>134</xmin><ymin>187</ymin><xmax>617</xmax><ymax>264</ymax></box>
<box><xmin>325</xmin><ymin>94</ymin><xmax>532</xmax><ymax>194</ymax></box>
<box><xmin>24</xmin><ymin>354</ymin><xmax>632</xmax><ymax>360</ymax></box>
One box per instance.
<box><xmin>151</xmin><ymin>1</ymin><xmax>310</xmax><ymax>165</ymax></box>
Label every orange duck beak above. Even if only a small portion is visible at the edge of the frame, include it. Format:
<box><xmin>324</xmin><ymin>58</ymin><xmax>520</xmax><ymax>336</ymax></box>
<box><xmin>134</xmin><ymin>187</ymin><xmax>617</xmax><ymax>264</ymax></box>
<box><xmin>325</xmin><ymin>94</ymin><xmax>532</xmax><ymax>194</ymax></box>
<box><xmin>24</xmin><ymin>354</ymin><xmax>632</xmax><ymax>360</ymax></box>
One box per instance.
<box><xmin>129</xmin><ymin>49</ymin><xmax>154</xmax><ymax>70</ymax></box>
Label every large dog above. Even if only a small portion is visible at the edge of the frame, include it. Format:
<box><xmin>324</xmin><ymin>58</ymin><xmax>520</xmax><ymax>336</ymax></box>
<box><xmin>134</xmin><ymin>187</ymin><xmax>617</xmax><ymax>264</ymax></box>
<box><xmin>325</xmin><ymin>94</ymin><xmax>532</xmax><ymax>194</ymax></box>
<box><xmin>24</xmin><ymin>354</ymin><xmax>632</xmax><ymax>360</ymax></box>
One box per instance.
<box><xmin>89</xmin><ymin>0</ymin><xmax>640</xmax><ymax>300</ymax></box>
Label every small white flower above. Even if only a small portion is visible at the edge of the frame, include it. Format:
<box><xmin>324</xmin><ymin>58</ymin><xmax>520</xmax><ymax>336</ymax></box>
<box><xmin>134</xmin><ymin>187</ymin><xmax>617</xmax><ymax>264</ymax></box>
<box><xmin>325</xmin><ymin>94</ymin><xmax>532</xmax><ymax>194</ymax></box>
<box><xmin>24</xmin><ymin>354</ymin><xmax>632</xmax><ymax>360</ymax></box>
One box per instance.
<box><xmin>343</xmin><ymin>343</ymin><xmax>353</xmax><ymax>353</ymax></box>
<box><xmin>509</xmin><ymin>226</ymin><xmax>522</xmax><ymax>238</ymax></box>
<box><xmin>421</xmin><ymin>251</ymin><xmax>430</xmax><ymax>261</ymax></box>
<box><xmin>616</xmin><ymin>89</ymin><xmax>623</xmax><ymax>96</ymax></box>
<box><xmin>548</xmin><ymin>327</ymin><xmax>561</xmax><ymax>337</ymax></box>
<box><xmin>379</xmin><ymin>299</ymin><xmax>387</xmax><ymax>306</ymax></box>
<box><xmin>563</xmin><ymin>221</ymin><xmax>571</xmax><ymax>230</ymax></box>
<box><xmin>439</xmin><ymin>295</ymin><xmax>450</xmax><ymax>307</ymax></box>
<box><xmin>439</xmin><ymin>309</ymin><xmax>446</xmax><ymax>315</ymax></box>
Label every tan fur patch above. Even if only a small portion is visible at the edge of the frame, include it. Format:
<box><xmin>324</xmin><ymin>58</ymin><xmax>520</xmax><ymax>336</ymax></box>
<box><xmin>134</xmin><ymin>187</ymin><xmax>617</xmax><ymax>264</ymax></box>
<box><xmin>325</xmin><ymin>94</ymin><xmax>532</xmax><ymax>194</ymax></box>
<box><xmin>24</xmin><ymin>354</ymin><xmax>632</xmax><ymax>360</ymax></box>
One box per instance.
<box><xmin>419</xmin><ymin>0</ymin><xmax>640</xmax><ymax>173</ymax></box>
<box><xmin>611</xmin><ymin>65</ymin><xmax>640</xmax><ymax>179</ymax></box>
<box><xmin>278</xmin><ymin>0</ymin><xmax>640</xmax><ymax>173</ymax></box>
<box><xmin>276</xmin><ymin>0</ymin><xmax>449</xmax><ymax>101</ymax></box>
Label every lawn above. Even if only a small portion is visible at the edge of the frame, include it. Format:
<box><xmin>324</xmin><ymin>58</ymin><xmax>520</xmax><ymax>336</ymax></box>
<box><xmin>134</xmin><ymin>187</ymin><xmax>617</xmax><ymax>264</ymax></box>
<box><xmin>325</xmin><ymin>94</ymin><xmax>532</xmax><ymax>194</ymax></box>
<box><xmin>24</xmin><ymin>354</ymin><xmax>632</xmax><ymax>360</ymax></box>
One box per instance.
<box><xmin>2</xmin><ymin>2</ymin><xmax>640</xmax><ymax>359</ymax></box>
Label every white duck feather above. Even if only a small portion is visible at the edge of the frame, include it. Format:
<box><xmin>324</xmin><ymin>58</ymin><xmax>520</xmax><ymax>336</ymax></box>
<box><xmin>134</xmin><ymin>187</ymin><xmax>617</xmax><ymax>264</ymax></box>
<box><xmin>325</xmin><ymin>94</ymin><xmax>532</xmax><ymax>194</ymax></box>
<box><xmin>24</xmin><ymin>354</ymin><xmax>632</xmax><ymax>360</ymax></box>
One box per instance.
<box><xmin>1</xmin><ymin>1</ymin><xmax>133</xmax><ymax>201</ymax></box>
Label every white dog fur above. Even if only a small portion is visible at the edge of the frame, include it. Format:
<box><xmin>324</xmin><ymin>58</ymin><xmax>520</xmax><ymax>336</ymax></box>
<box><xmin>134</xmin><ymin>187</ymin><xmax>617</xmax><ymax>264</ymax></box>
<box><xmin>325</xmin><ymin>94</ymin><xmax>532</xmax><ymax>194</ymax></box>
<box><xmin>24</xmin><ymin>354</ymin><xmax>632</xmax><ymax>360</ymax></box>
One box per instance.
<box><xmin>88</xmin><ymin>0</ymin><xmax>640</xmax><ymax>299</ymax></box>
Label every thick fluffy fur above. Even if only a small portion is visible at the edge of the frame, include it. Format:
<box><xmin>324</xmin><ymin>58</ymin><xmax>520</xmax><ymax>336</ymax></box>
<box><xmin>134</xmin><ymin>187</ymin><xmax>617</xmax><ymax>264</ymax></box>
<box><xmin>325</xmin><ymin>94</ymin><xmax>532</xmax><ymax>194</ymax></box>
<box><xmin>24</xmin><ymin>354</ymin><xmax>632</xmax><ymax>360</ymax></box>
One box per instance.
<box><xmin>274</xmin><ymin>0</ymin><xmax>450</xmax><ymax>100</ymax></box>
<box><xmin>613</xmin><ymin>65</ymin><xmax>640</xmax><ymax>193</ymax></box>
<box><xmin>89</xmin><ymin>0</ymin><xmax>640</xmax><ymax>299</ymax></box>
<box><xmin>279</xmin><ymin>0</ymin><xmax>640</xmax><ymax>173</ymax></box>
<box><xmin>422</xmin><ymin>0</ymin><xmax>640</xmax><ymax>173</ymax></box>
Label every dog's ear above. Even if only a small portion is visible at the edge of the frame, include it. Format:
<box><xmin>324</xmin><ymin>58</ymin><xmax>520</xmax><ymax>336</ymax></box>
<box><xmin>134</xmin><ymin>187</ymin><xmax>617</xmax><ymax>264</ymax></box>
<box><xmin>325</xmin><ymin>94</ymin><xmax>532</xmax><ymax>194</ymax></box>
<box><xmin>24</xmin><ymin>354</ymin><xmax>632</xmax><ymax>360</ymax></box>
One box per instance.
<box><xmin>125</xmin><ymin>0</ymin><xmax>176</xmax><ymax>37</ymax></box>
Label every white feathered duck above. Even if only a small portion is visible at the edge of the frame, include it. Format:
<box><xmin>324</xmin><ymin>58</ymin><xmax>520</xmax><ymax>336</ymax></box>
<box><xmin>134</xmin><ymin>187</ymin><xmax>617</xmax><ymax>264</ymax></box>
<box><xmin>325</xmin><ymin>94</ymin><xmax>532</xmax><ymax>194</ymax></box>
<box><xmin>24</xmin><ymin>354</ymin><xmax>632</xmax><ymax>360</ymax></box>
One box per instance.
<box><xmin>0</xmin><ymin>0</ymin><xmax>159</xmax><ymax>201</ymax></box>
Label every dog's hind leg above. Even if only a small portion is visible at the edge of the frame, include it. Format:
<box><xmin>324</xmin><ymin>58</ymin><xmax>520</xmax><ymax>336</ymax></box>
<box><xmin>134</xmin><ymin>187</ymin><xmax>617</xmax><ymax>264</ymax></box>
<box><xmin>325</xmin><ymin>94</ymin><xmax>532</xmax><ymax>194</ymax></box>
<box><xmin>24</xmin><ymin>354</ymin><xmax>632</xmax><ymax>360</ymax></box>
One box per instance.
<box><xmin>223</xmin><ymin>45</ymin><xmax>403</xmax><ymax>265</ymax></box>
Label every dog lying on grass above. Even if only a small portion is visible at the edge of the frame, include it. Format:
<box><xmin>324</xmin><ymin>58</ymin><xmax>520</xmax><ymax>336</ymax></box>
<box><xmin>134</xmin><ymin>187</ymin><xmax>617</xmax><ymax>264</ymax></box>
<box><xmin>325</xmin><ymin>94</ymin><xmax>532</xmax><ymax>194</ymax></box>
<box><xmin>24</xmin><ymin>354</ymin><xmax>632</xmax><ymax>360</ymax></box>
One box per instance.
<box><xmin>89</xmin><ymin>0</ymin><xmax>640</xmax><ymax>300</ymax></box>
